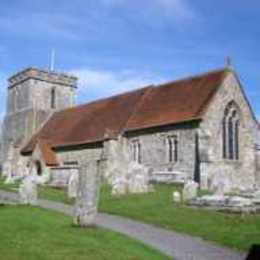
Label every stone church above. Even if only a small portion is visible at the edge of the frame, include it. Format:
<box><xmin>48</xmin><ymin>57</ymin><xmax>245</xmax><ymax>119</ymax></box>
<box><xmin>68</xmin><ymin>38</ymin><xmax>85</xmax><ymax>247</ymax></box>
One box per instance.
<box><xmin>1</xmin><ymin>66</ymin><xmax>260</xmax><ymax>192</ymax></box>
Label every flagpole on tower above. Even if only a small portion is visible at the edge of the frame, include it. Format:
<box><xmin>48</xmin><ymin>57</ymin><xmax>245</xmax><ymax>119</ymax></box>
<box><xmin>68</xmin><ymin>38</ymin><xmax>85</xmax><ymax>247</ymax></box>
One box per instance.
<box><xmin>50</xmin><ymin>49</ymin><xmax>56</xmax><ymax>71</ymax></box>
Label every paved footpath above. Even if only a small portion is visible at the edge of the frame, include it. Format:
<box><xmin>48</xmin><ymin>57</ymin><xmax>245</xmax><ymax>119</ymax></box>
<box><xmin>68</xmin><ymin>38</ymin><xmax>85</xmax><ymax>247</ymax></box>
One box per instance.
<box><xmin>0</xmin><ymin>190</ymin><xmax>246</xmax><ymax>260</ymax></box>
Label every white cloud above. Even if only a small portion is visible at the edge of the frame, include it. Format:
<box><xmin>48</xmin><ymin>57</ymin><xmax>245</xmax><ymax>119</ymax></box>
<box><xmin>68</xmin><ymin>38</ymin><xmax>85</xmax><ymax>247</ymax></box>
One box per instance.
<box><xmin>70</xmin><ymin>68</ymin><xmax>166</xmax><ymax>102</ymax></box>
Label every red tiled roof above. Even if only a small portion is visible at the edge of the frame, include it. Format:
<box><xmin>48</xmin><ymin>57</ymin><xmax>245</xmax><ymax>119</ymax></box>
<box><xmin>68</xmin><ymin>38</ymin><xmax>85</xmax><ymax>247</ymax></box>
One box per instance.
<box><xmin>22</xmin><ymin>68</ymin><xmax>229</xmax><ymax>154</ymax></box>
<box><xmin>125</xmin><ymin>68</ymin><xmax>227</xmax><ymax>131</ymax></box>
<box><xmin>37</xmin><ymin>140</ymin><xmax>59</xmax><ymax>166</ymax></box>
<box><xmin>22</xmin><ymin>87</ymin><xmax>150</xmax><ymax>153</ymax></box>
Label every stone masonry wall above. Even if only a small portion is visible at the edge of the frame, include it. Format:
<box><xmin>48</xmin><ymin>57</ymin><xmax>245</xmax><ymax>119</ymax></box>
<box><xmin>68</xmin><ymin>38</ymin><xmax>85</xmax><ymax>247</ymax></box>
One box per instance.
<box><xmin>51</xmin><ymin>146</ymin><xmax>103</xmax><ymax>184</ymax></box>
<box><xmin>57</xmin><ymin>146</ymin><xmax>103</xmax><ymax>164</ymax></box>
<box><xmin>126</xmin><ymin>124</ymin><xmax>198</xmax><ymax>180</ymax></box>
<box><xmin>256</xmin><ymin>149</ymin><xmax>260</xmax><ymax>185</ymax></box>
<box><xmin>199</xmin><ymin>71</ymin><xmax>258</xmax><ymax>190</ymax></box>
<box><xmin>30</xmin><ymin>79</ymin><xmax>75</xmax><ymax>111</ymax></box>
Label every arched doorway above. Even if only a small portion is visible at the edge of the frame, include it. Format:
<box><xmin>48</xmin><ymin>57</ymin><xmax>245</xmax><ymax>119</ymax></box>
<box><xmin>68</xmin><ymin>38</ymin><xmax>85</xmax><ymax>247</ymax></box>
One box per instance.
<box><xmin>35</xmin><ymin>161</ymin><xmax>42</xmax><ymax>176</ymax></box>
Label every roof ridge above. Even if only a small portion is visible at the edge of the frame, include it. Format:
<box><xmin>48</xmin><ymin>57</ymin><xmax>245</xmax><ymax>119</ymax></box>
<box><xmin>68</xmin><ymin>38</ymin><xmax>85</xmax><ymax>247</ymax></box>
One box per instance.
<box><xmin>52</xmin><ymin>85</ymin><xmax>153</xmax><ymax>115</ymax></box>
<box><xmin>194</xmin><ymin>69</ymin><xmax>229</xmax><ymax>117</ymax></box>
<box><xmin>51</xmin><ymin>68</ymin><xmax>231</xmax><ymax>117</ymax></box>
<box><xmin>155</xmin><ymin>67</ymin><xmax>230</xmax><ymax>89</ymax></box>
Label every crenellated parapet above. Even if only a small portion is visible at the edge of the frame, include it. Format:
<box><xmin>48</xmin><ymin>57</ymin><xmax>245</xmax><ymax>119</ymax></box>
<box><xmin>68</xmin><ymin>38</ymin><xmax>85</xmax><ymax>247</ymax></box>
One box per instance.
<box><xmin>8</xmin><ymin>67</ymin><xmax>77</xmax><ymax>89</ymax></box>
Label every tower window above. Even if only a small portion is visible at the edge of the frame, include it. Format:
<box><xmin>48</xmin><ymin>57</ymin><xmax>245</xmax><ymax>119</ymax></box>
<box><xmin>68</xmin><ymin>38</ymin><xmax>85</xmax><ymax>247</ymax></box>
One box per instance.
<box><xmin>222</xmin><ymin>101</ymin><xmax>240</xmax><ymax>160</ymax></box>
<box><xmin>51</xmin><ymin>88</ymin><xmax>56</xmax><ymax>109</ymax></box>
<box><xmin>13</xmin><ymin>88</ymin><xmax>18</xmax><ymax>112</ymax></box>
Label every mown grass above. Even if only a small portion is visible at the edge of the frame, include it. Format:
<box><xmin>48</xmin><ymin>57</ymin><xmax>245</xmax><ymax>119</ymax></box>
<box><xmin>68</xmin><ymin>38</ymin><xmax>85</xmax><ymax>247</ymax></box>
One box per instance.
<box><xmin>0</xmin><ymin>176</ymin><xmax>73</xmax><ymax>204</ymax></box>
<box><xmin>38</xmin><ymin>185</ymin><xmax>75</xmax><ymax>204</ymax></box>
<box><xmin>0</xmin><ymin>206</ymin><xmax>170</xmax><ymax>260</ymax></box>
<box><xmin>99</xmin><ymin>184</ymin><xmax>260</xmax><ymax>251</ymax></box>
<box><xmin>0</xmin><ymin>176</ymin><xmax>20</xmax><ymax>192</ymax></box>
<box><xmin>1</xmin><ymin>175</ymin><xmax>260</xmax><ymax>251</ymax></box>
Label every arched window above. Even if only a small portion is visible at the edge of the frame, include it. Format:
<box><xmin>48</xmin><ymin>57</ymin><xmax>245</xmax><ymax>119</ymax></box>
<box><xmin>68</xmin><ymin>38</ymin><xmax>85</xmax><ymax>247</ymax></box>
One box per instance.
<box><xmin>51</xmin><ymin>88</ymin><xmax>56</xmax><ymax>109</ymax></box>
<box><xmin>167</xmin><ymin>136</ymin><xmax>178</xmax><ymax>163</ymax></box>
<box><xmin>222</xmin><ymin>101</ymin><xmax>240</xmax><ymax>160</ymax></box>
<box><xmin>131</xmin><ymin>139</ymin><xmax>141</xmax><ymax>163</ymax></box>
<box><xmin>35</xmin><ymin>161</ymin><xmax>42</xmax><ymax>176</ymax></box>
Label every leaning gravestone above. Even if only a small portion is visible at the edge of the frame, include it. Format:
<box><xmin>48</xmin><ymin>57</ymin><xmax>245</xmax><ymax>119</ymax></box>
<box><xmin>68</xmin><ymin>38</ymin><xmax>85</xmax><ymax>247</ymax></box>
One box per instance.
<box><xmin>74</xmin><ymin>161</ymin><xmax>100</xmax><ymax>227</ymax></box>
<box><xmin>19</xmin><ymin>175</ymin><xmax>38</xmax><ymax>205</ymax></box>
<box><xmin>182</xmin><ymin>180</ymin><xmax>199</xmax><ymax>202</ymax></box>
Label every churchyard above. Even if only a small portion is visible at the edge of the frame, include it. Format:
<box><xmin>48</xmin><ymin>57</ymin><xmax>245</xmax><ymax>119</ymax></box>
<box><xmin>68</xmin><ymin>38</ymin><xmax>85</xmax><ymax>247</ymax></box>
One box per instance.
<box><xmin>1</xmin><ymin>175</ymin><xmax>260</xmax><ymax>252</ymax></box>
<box><xmin>0</xmin><ymin>206</ymin><xmax>169</xmax><ymax>260</ymax></box>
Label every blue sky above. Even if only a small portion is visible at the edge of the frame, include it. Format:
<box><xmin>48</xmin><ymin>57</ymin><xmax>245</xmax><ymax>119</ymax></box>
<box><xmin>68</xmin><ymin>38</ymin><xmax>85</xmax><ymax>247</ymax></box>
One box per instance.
<box><xmin>0</xmin><ymin>0</ymin><xmax>259</xmax><ymax>120</ymax></box>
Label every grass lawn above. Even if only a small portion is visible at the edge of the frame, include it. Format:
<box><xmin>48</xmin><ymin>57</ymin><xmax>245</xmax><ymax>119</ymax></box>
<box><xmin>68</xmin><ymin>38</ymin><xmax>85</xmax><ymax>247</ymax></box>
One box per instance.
<box><xmin>38</xmin><ymin>185</ymin><xmax>75</xmax><ymax>204</ymax></box>
<box><xmin>0</xmin><ymin>176</ymin><xmax>73</xmax><ymax>204</ymax></box>
<box><xmin>99</xmin><ymin>184</ymin><xmax>260</xmax><ymax>251</ymax></box>
<box><xmin>0</xmin><ymin>205</ymin><xmax>170</xmax><ymax>260</ymax></box>
<box><xmin>0</xmin><ymin>176</ymin><xmax>20</xmax><ymax>192</ymax></box>
<box><xmin>1</xmin><ymin>175</ymin><xmax>260</xmax><ymax>251</ymax></box>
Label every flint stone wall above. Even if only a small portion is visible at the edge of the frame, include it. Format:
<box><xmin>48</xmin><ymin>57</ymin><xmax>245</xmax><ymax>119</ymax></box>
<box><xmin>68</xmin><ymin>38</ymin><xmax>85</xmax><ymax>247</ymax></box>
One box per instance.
<box><xmin>57</xmin><ymin>146</ymin><xmax>103</xmax><ymax>164</ymax></box>
<box><xmin>126</xmin><ymin>124</ymin><xmax>198</xmax><ymax>181</ymax></box>
<box><xmin>52</xmin><ymin>146</ymin><xmax>103</xmax><ymax>185</ymax></box>
<box><xmin>1</xmin><ymin>69</ymin><xmax>77</xmax><ymax>164</ymax></box>
<box><xmin>199</xmin><ymin>72</ymin><xmax>258</xmax><ymax>191</ymax></box>
<box><xmin>256</xmin><ymin>149</ymin><xmax>260</xmax><ymax>184</ymax></box>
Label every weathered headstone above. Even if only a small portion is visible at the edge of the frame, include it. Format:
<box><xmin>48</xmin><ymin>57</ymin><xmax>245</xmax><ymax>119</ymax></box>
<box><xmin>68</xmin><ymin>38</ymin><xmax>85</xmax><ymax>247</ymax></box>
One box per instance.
<box><xmin>74</xmin><ymin>161</ymin><xmax>100</xmax><ymax>227</ymax></box>
<box><xmin>128</xmin><ymin>162</ymin><xmax>150</xmax><ymax>194</ymax></box>
<box><xmin>110</xmin><ymin>162</ymin><xmax>151</xmax><ymax>195</ymax></box>
<box><xmin>68</xmin><ymin>171</ymin><xmax>79</xmax><ymax>199</ymax></box>
<box><xmin>2</xmin><ymin>161</ymin><xmax>12</xmax><ymax>178</ymax></box>
<box><xmin>19</xmin><ymin>175</ymin><xmax>38</xmax><ymax>205</ymax></box>
<box><xmin>212</xmin><ymin>171</ymin><xmax>232</xmax><ymax>195</ymax></box>
<box><xmin>228</xmin><ymin>196</ymin><xmax>253</xmax><ymax>207</ymax></box>
<box><xmin>16</xmin><ymin>158</ymin><xmax>24</xmax><ymax>178</ymax></box>
<box><xmin>182</xmin><ymin>180</ymin><xmax>199</xmax><ymax>202</ymax></box>
<box><xmin>173</xmin><ymin>191</ymin><xmax>181</xmax><ymax>203</ymax></box>
<box><xmin>111</xmin><ymin>174</ymin><xmax>128</xmax><ymax>195</ymax></box>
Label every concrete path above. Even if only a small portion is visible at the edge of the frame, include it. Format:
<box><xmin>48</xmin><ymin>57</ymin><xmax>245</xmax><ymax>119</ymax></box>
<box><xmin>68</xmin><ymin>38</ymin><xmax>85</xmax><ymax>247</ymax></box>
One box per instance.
<box><xmin>0</xmin><ymin>190</ymin><xmax>246</xmax><ymax>260</ymax></box>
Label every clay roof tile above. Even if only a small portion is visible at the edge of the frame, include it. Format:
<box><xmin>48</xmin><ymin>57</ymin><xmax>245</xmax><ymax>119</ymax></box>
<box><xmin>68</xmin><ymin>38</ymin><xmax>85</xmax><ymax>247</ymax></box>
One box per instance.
<box><xmin>21</xmin><ymin>68</ymin><xmax>228</xmax><ymax>154</ymax></box>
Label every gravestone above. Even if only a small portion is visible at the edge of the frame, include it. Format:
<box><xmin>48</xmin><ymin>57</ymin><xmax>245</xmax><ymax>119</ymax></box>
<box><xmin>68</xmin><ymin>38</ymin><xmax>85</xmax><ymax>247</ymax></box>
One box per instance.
<box><xmin>111</xmin><ymin>174</ymin><xmax>128</xmax><ymax>195</ymax></box>
<box><xmin>111</xmin><ymin>162</ymin><xmax>151</xmax><ymax>195</ymax></box>
<box><xmin>19</xmin><ymin>175</ymin><xmax>38</xmax><ymax>205</ymax></box>
<box><xmin>68</xmin><ymin>171</ymin><xmax>79</xmax><ymax>199</ymax></box>
<box><xmin>74</xmin><ymin>161</ymin><xmax>100</xmax><ymax>227</ymax></box>
<box><xmin>127</xmin><ymin>162</ymin><xmax>150</xmax><ymax>194</ymax></box>
<box><xmin>2</xmin><ymin>161</ymin><xmax>12</xmax><ymax>178</ymax></box>
<box><xmin>173</xmin><ymin>191</ymin><xmax>181</xmax><ymax>203</ymax></box>
<box><xmin>182</xmin><ymin>180</ymin><xmax>199</xmax><ymax>202</ymax></box>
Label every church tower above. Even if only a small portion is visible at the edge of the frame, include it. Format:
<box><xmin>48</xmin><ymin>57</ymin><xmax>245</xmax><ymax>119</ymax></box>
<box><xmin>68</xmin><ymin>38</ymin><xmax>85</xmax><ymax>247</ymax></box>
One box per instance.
<box><xmin>1</xmin><ymin>68</ymin><xmax>77</xmax><ymax>163</ymax></box>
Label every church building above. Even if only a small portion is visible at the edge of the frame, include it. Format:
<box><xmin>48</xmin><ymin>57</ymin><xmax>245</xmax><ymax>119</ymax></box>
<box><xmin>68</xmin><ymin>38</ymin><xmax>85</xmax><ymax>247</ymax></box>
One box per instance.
<box><xmin>1</xmin><ymin>67</ymin><xmax>260</xmax><ymax>192</ymax></box>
